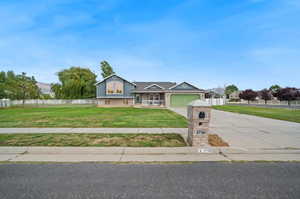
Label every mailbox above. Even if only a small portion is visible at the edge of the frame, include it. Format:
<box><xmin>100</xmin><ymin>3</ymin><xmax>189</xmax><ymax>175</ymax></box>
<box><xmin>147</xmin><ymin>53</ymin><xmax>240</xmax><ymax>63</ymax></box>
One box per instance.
<box><xmin>187</xmin><ymin>100</ymin><xmax>212</xmax><ymax>146</ymax></box>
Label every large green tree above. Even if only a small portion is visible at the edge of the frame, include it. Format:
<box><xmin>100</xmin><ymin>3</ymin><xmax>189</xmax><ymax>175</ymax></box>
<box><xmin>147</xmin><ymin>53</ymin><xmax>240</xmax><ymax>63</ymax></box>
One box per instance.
<box><xmin>225</xmin><ymin>84</ymin><xmax>238</xmax><ymax>98</ymax></box>
<box><xmin>100</xmin><ymin>61</ymin><xmax>115</xmax><ymax>78</ymax></box>
<box><xmin>0</xmin><ymin>71</ymin><xmax>40</xmax><ymax>102</ymax></box>
<box><xmin>51</xmin><ymin>67</ymin><xmax>97</xmax><ymax>99</ymax></box>
<box><xmin>50</xmin><ymin>83</ymin><xmax>63</xmax><ymax>99</ymax></box>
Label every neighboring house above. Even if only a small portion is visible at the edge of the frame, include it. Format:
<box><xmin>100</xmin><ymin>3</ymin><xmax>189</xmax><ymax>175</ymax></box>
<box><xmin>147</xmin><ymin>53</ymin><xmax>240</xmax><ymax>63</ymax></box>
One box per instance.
<box><xmin>229</xmin><ymin>90</ymin><xmax>241</xmax><ymax>100</ymax></box>
<box><xmin>95</xmin><ymin>74</ymin><xmax>205</xmax><ymax>107</ymax></box>
<box><xmin>210</xmin><ymin>87</ymin><xmax>225</xmax><ymax>96</ymax></box>
<box><xmin>37</xmin><ymin>82</ymin><xmax>55</xmax><ymax>97</ymax></box>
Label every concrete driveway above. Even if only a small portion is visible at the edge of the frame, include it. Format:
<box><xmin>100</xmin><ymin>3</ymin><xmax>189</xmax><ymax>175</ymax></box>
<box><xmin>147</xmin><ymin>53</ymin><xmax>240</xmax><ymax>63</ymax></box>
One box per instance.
<box><xmin>170</xmin><ymin>108</ymin><xmax>300</xmax><ymax>150</ymax></box>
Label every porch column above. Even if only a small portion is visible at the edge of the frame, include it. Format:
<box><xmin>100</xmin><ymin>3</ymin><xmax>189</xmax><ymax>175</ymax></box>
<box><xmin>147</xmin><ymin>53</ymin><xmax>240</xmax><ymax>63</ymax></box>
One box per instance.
<box><xmin>165</xmin><ymin>93</ymin><xmax>171</xmax><ymax>107</ymax></box>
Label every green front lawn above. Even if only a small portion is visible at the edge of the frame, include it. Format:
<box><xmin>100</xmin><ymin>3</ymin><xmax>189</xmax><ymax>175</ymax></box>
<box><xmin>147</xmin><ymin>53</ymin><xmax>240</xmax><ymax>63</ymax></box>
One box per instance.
<box><xmin>0</xmin><ymin>107</ymin><xmax>187</xmax><ymax>128</ymax></box>
<box><xmin>213</xmin><ymin>105</ymin><xmax>300</xmax><ymax>123</ymax></box>
<box><xmin>0</xmin><ymin>133</ymin><xmax>186</xmax><ymax>147</ymax></box>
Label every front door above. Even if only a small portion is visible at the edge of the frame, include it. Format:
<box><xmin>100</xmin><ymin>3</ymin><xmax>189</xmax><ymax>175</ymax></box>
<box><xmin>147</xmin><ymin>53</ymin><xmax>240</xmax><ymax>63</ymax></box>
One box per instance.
<box><xmin>149</xmin><ymin>94</ymin><xmax>160</xmax><ymax>105</ymax></box>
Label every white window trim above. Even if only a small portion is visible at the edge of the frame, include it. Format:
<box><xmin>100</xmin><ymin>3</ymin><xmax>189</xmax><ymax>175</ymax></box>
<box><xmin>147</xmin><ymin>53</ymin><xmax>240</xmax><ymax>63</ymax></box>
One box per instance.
<box><xmin>144</xmin><ymin>84</ymin><xmax>164</xmax><ymax>90</ymax></box>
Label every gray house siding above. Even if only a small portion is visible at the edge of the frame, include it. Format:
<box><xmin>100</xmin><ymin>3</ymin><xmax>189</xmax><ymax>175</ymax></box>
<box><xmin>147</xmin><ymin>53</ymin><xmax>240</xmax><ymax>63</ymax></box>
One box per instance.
<box><xmin>96</xmin><ymin>75</ymin><xmax>135</xmax><ymax>98</ymax></box>
<box><xmin>96</xmin><ymin>81</ymin><xmax>106</xmax><ymax>97</ymax></box>
<box><xmin>124</xmin><ymin>81</ymin><xmax>135</xmax><ymax>97</ymax></box>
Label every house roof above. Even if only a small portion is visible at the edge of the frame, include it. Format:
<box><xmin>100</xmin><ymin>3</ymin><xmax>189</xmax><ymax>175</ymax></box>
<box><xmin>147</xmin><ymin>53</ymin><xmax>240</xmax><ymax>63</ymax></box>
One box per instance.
<box><xmin>133</xmin><ymin>82</ymin><xmax>176</xmax><ymax>92</ymax></box>
<box><xmin>94</xmin><ymin>74</ymin><xmax>204</xmax><ymax>93</ymax></box>
<box><xmin>36</xmin><ymin>82</ymin><xmax>53</xmax><ymax>95</ymax></box>
<box><xmin>144</xmin><ymin>83</ymin><xmax>165</xmax><ymax>90</ymax></box>
<box><xmin>95</xmin><ymin>74</ymin><xmax>136</xmax><ymax>86</ymax></box>
<box><xmin>168</xmin><ymin>81</ymin><xmax>201</xmax><ymax>90</ymax></box>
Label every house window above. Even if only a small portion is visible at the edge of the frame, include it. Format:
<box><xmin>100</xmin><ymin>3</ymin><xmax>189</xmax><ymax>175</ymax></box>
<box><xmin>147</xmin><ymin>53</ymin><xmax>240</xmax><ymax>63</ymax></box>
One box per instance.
<box><xmin>136</xmin><ymin>95</ymin><xmax>140</xmax><ymax>103</ymax></box>
<box><xmin>105</xmin><ymin>99</ymin><xmax>110</xmax><ymax>105</ymax></box>
<box><xmin>106</xmin><ymin>81</ymin><xmax>123</xmax><ymax>95</ymax></box>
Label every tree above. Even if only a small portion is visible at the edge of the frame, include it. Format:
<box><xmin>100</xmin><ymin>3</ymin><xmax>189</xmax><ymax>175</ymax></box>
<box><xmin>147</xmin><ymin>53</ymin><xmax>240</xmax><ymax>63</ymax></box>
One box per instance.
<box><xmin>0</xmin><ymin>71</ymin><xmax>6</xmax><ymax>99</ymax></box>
<box><xmin>15</xmin><ymin>72</ymin><xmax>40</xmax><ymax>105</ymax></box>
<box><xmin>3</xmin><ymin>71</ymin><xmax>17</xmax><ymax>99</ymax></box>
<box><xmin>40</xmin><ymin>94</ymin><xmax>53</xmax><ymax>99</ymax></box>
<box><xmin>0</xmin><ymin>71</ymin><xmax>40</xmax><ymax>102</ymax></box>
<box><xmin>225</xmin><ymin>84</ymin><xmax>238</xmax><ymax>98</ymax></box>
<box><xmin>239</xmin><ymin>89</ymin><xmax>258</xmax><ymax>104</ymax></box>
<box><xmin>100</xmin><ymin>61</ymin><xmax>115</xmax><ymax>78</ymax></box>
<box><xmin>259</xmin><ymin>89</ymin><xmax>272</xmax><ymax>104</ymax></box>
<box><xmin>277</xmin><ymin>87</ymin><xmax>300</xmax><ymax>106</ymax></box>
<box><xmin>51</xmin><ymin>83</ymin><xmax>63</xmax><ymax>99</ymax></box>
<box><xmin>52</xmin><ymin>67</ymin><xmax>97</xmax><ymax>99</ymax></box>
<box><xmin>269</xmin><ymin>85</ymin><xmax>281</xmax><ymax>98</ymax></box>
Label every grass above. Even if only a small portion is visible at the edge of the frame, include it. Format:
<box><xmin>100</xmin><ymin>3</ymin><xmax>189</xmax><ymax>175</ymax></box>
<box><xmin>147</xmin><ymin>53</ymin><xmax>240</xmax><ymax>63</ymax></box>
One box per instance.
<box><xmin>213</xmin><ymin>105</ymin><xmax>300</xmax><ymax>123</ymax></box>
<box><xmin>0</xmin><ymin>106</ymin><xmax>187</xmax><ymax>128</ymax></box>
<box><xmin>0</xmin><ymin>133</ymin><xmax>187</xmax><ymax>147</ymax></box>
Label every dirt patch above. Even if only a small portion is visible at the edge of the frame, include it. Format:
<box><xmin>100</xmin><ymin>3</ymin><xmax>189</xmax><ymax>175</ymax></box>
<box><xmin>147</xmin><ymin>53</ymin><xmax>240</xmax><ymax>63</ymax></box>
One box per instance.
<box><xmin>92</xmin><ymin>137</ymin><xmax>124</xmax><ymax>145</ymax></box>
<box><xmin>208</xmin><ymin>134</ymin><xmax>229</xmax><ymax>147</ymax></box>
<box><xmin>134</xmin><ymin>135</ymin><xmax>164</xmax><ymax>141</ymax></box>
<box><xmin>0</xmin><ymin>133</ymin><xmax>186</xmax><ymax>147</ymax></box>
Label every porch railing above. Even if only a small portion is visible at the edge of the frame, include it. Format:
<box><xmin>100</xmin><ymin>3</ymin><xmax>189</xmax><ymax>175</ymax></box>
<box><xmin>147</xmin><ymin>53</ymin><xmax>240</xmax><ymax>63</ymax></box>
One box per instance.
<box><xmin>141</xmin><ymin>100</ymin><xmax>164</xmax><ymax>106</ymax></box>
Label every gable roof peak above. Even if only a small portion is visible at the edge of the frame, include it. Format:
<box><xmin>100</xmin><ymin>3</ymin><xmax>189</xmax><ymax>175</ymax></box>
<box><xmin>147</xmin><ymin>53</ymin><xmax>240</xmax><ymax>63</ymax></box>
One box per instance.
<box><xmin>95</xmin><ymin>74</ymin><xmax>136</xmax><ymax>86</ymax></box>
<box><xmin>169</xmin><ymin>82</ymin><xmax>200</xmax><ymax>90</ymax></box>
<box><xmin>144</xmin><ymin>83</ymin><xmax>165</xmax><ymax>90</ymax></box>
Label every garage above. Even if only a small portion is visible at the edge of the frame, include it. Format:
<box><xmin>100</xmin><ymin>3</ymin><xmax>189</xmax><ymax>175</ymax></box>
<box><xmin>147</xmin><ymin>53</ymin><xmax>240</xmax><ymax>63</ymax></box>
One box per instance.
<box><xmin>170</xmin><ymin>94</ymin><xmax>200</xmax><ymax>107</ymax></box>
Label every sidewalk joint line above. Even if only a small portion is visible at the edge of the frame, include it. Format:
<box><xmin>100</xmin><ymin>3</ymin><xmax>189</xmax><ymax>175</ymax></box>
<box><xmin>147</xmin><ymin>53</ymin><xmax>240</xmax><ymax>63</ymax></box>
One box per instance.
<box><xmin>218</xmin><ymin>149</ymin><xmax>232</xmax><ymax>161</ymax></box>
<box><xmin>7</xmin><ymin>147</ymin><xmax>29</xmax><ymax>162</ymax></box>
<box><xmin>119</xmin><ymin>148</ymin><xmax>125</xmax><ymax>162</ymax></box>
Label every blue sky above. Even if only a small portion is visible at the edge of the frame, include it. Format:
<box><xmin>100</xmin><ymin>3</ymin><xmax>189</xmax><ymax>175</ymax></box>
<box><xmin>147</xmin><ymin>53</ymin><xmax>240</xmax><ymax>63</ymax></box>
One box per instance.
<box><xmin>0</xmin><ymin>0</ymin><xmax>299</xmax><ymax>90</ymax></box>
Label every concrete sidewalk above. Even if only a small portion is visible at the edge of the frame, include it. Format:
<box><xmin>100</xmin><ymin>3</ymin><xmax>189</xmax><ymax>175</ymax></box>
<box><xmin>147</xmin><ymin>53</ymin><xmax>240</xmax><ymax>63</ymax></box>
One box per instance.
<box><xmin>1</xmin><ymin>146</ymin><xmax>300</xmax><ymax>162</ymax></box>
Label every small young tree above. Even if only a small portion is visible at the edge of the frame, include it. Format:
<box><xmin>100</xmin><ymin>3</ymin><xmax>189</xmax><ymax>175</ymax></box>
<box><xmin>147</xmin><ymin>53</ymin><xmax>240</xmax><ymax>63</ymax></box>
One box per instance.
<box><xmin>225</xmin><ymin>84</ymin><xmax>238</xmax><ymax>98</ymax></box>
<box><xmin>277</xmin><ymin>87</ymin><xmax>299</xmax><ymax>106</ymax></box>
<box><xmin>15</xmin><ymin>72</ymin><xmax>40</xmax><ymax>105</ymax></box>
<box><xmin>239</xmin><ymin>89</ymin><xmax>258</xmax><ymax>104</ymax></box>
<box><xmin>100</xmin><ymin>61</ymin><xmax>115</xmax><ymax>78</ymax></box>
<box><xmin>259</xmin><ymin>89</ymin><xmax>272</xmax><ymax>104</ymax></box>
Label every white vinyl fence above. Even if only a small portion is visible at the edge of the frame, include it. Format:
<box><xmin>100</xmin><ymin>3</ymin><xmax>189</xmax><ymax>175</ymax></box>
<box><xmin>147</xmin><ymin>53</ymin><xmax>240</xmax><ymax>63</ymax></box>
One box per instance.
<box><xmin>205</xmin><ymin>98</ymin><xmax>225</xmax><ymax>105</ymax></box>
<box><xmin>1</xmin><ymin>98</ymin><xmax>226</xmax><ymax>108</ymax></box>
<box><xmin>0</xmin><ymin>99</ymin><xmax>11</xmax><ymax>108</ymax></box>
<box><xmin>0</xmin><ymin>99</ymin><xmax>96</xmax><ymax>107</ymax></box>
<box><xmin>228</xmin><ymin>99</ymin><xmax>300</xmax><ymax>106</ymax></box>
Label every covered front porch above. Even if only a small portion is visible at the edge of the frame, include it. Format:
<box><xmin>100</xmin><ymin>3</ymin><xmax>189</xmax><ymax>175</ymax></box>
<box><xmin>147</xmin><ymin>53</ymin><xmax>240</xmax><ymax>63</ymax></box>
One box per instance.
<box><xmin>134</xmin><ymin>93</ymin><xmax>165</xmax><ymax>106</ymax></box>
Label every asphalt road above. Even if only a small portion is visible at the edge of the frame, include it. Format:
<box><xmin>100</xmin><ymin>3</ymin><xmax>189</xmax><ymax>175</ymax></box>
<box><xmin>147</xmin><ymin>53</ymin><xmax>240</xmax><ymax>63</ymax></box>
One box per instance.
<box><xmin>0</xmin><ymin>162</ymin><xmax>299</xmax><ymax>199</ymax></box>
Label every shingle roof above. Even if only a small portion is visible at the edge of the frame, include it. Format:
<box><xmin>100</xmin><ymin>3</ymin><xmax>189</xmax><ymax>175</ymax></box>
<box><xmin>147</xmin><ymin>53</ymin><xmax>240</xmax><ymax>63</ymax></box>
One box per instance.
<box><xmin>133</xmin><ymin>82</ymin><xmax>176</xmax><ymax>92</ymax></box>
<box><xmin>95</xmin><ymin>74</ymin><xmax>136</xmax><ymax>86</ymax></box>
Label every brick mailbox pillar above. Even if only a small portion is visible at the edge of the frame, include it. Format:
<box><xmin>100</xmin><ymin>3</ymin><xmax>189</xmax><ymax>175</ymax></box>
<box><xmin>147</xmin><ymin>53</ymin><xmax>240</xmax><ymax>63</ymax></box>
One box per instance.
<box><xmin>187</xmin><ymin>100</ymin><xmax>212</xmax><ymax>146</ymax></box>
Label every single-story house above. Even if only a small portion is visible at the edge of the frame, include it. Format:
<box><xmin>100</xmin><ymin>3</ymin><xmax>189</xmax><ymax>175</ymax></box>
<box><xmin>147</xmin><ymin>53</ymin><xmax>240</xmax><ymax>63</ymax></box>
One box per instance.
<box><xmin>229</xmin><ymin>91</ymin><xmax>241</xmax><ymax>100</ymax></box>
<box><xmin>95</xmin><ymin>74</ymin><xmax>205</xmax><ymax>107</ymax></box>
